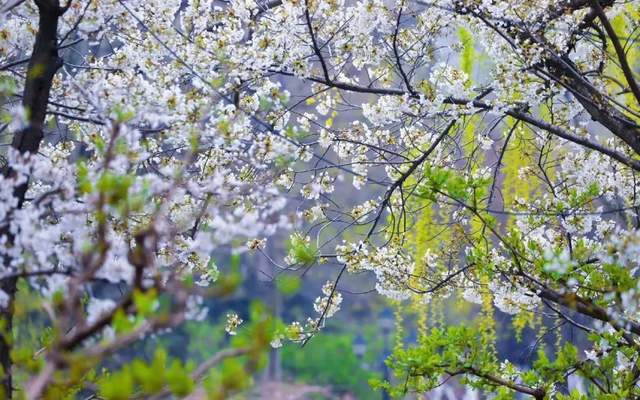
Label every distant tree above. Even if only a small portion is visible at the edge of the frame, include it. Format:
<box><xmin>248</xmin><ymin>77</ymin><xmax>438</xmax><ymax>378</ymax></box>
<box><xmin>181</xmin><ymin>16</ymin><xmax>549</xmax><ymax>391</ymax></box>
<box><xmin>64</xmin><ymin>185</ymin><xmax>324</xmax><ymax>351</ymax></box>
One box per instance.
<box><xmin>281</xmin><ymin>332</ymin><xmax>377</xmax><ymax>398</ymax></box>
<box><xmin>1</xmin><ymin>0</ymin><xmax>640</xmax><ymax>399</ymax></box>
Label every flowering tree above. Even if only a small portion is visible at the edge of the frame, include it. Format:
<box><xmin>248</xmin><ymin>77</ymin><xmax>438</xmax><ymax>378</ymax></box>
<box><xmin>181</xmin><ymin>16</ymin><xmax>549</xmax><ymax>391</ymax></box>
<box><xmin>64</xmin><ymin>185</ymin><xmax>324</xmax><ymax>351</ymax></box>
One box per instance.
<box><xmin>1</xmin><ymin>0</ymin><xmax>640</xmax><ymax>398</ymax></box>
<box><xmin>241</xmin><ymin>0</ymin><xmax>640</xmax><ymax>398</ymax></box>
<box><xmin>0</xmin><ymin>0</ymin><xmax>291</xmax><ymax>397</ymax></box>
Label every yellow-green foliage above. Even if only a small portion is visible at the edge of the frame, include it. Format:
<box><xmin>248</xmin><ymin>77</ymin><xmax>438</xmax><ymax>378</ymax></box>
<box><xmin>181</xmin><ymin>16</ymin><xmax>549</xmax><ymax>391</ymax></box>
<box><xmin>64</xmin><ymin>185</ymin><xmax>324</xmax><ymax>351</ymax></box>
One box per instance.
<box><xmin>501</xmin><ymin>118</ymin><xmax>536</xmax><ymax>209</ymax></box>
<box><xmin>610</xmin><ymin>8</ymin><xmax>640</xmax><ymax>120</ymax></box>
<box><xmin>459</xmin><ymin>27</ymin><xmax>475</xmax><ymax>83</ymax></box>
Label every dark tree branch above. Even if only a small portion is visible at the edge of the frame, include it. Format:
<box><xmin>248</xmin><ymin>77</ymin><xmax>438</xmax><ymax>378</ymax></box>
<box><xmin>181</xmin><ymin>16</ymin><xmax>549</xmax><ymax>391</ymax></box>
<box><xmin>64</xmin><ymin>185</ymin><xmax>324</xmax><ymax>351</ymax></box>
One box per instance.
<box><xmin>466</xmin><ymin>367</ymin><xmax>546</xmax><ymax>399</ymax></box>
<box><xmin>590</xmin><ymin>0</ymin><xmax>640</xmax><ymax>105</ymax></box>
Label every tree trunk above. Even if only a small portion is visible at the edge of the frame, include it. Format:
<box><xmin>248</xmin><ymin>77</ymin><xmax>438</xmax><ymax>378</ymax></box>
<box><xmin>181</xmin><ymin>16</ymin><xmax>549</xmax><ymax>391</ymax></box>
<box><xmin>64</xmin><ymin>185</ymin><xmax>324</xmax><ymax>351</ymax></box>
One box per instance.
<box><xmin>0</xmin><ymin>277</ymin><xmax>17</xmax><ymax>399</ymax></box>
<box><xmin>0</xmin><ymin>1</ymin><xmax>62</xmax><ymax>397</ymax></box>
